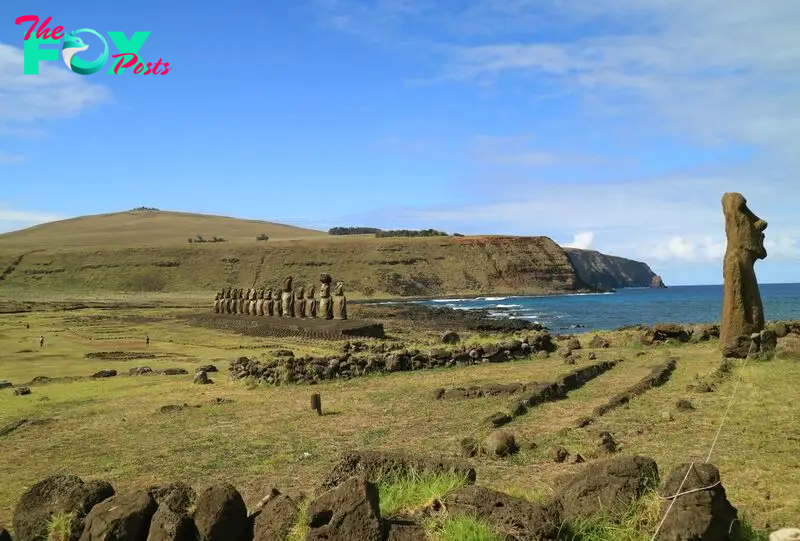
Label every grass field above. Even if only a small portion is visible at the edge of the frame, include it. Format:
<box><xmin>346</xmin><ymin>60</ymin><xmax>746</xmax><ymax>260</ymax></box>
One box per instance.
<box><xmin>1</xmin><ymin>304</ymin><xmax>798</xmax><ymax>538</ymax></box>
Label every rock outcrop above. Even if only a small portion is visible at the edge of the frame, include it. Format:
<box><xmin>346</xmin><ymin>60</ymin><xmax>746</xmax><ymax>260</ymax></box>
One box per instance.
<box><xmin>565</xmin><ymin>248</ymin><xmax>667</xmax><ymax>290</ymax></box>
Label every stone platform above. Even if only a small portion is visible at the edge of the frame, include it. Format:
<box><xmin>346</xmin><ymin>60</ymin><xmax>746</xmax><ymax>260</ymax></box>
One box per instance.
<box><xmin>184</xmin><ymin>313</ymin><xmax>385</xmax><ymax>340</ymax></box>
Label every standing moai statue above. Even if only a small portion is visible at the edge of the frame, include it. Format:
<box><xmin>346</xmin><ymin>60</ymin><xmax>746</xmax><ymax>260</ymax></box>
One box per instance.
<box><xmin>274</xmin><ymin>287</ymin><xmax>283</xmax><ymax>317</ymax></box>
<box><xmin>256</xmin><ymin>288</ymin><xmax>265</xmax><ymax>316</ymax></box>
<box><xmin>281</xmin><ymin>276</ymin><xmax>295</xmax><ymax>317</ymax></box>
<box><xmin>319</xmin><ymin>273</ymin><xmax>334</xmax><ymax>320</ymax></box>
<box><xmin>237</xmin><ymin>288</ymin><xmax>246</xmax><ymax>314</ymax></box>
<box><xmin>295</xmin><ymin>286</ymin><xmax>306</xmax><ymax>318</ymax></box>
<box><xmin>224</xmin><ymin>287</ymin><xmax>233</xmax><ymax>314</ymax></box>
<box><xmin>230</xmin><ymin>288</ymin><xmax>238</xmax><ymax>314</ymax></box>
<box><xmin>243</xmin><ymin>288</ymin><xmax>252</xmax><ymax>315</ymax></box>
<box><xmin>333</xmin><ymin>281</ymin><xmax>347</xmax><ymax>320</ymax></box>
<box><xmin>720</xmin><ymin>192</ymin><xmax>768</xmax><ymax>351</ymax></box>
<box><xmin>305</xmin><ymin>285</ymin><xmax>317</xmax><ymax>318</ymax></box>
<box><xmin>265</xmin><ymin>287</ymin><xmax>275</xmax><ymax>316</ymax></box>
<box><xmin>248</xmin><ymin>289</ymin><xmax>258</xmax><ymax>315</ymax></box>
<box><xmin>213</xmin><ymin>291</ymin><xmax>221</xmax><ymax>314</ymax></box>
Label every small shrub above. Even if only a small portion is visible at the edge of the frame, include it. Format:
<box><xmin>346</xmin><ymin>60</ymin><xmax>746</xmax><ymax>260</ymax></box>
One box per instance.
<box><xmin>47</xmin><ymin>511</ymin><xmax>77</xmax><ymax>541</ymax></box>
<box><xmin>424</xmin><ymin>514</ymin><xmax>501</xmax><ymax>541</ymax></box>
<box><xmin>374</xmin><ymin>469</ymin><xmax>467</xmax><ymax>516</ymax></box>
<box><xmin>256</xmin><ymin>233</ymin><xmax>270</xmax><ymax>241</ymax></box>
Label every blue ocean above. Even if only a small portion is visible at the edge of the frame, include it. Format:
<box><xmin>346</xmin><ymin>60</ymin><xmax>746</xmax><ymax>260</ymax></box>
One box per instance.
<box><xmin>417</xmin><ymin>283</ymin><xmax>800</xmax><ymax>334</ymax></box>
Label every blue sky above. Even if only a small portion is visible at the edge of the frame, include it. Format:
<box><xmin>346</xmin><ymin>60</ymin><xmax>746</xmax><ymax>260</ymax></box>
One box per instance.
<box><xmin>1</xmin><ymin>0</ymin><xmax>799</xmax><ymax>285</ymax></box>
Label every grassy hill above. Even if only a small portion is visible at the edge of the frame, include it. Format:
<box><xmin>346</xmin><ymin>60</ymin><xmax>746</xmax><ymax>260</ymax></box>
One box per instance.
<box><xmin>0</xmin><ymin>209</ymin><xmax>662</xmax><ymax>301</ymax></box>
<box><xmin>0</xmin><ymin>208</ymin><xmax>327</xmax><ymax>249</ymax></box>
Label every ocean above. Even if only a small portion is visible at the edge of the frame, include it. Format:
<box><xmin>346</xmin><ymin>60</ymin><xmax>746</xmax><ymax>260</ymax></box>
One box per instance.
<box><xmin>416</xmin><ymin>283</ymin><xmax>800</xmax><ymax>334</ymax></box>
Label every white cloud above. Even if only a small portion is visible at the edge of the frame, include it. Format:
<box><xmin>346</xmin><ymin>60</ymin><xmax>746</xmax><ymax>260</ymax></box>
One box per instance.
<box><xmin>564</xmin><ymin>231</ymin><xmax>595</xmax><ymax>249</ymax></box>
<box><xmin>0</xmin><ymin>208</ymin><xmax>62</xmax><ymax>223</ymax></box>
<box><xmin>0</xmin><ymin>42</ymin><xmax>110</xmax><ymax>126</ymax></box>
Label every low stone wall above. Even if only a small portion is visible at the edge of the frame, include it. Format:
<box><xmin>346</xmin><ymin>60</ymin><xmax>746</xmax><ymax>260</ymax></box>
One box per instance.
<box><xmin>228</xmin><ymin>332</ymin><xmax>557</xmax><ymax>385</ymax></box>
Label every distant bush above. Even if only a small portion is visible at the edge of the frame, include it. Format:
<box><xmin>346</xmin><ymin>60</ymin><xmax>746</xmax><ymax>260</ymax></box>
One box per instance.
<box><xmin>131</xmin><ymin>206</ymin><xmax>159</xmax><ymax>211</ymax></box>
<box><xmin>256</xmin><ymin>233</ymin><xmax>270</xmax><ymax>241</ymax></box>
<box><xmin>375</xmin><ymin>229</ymin><xmax>448</xmax><ymax>238</ymax></box>
<box><xmin>188</xmin><ymin>234</ymin><xmax>226</xmax><ymax>244</ymax></box>
<box><xmin>361</xmin><ymin>285</ymin><xmax>375</xmax><ymax>297</ymax></box>
<box><xmin>329</xmin><ymin>227</ymin><xmax>382</xmax><ymax>236</ymax></box>
<box><xmin>453</xmin><ymin>232</ymin><xmax>464</xmax><ymax>237</ymax></box>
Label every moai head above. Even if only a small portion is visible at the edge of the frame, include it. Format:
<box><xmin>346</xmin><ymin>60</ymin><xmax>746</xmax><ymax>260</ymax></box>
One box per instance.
<box><xmin>334</xmin><ymin>282</ymin><xmax>345</xmax><ymax>295</ymax></box>
<box><xmin>224</xmin><ymin>287</ymin><xmax>231</xmax><ymax>298</ymax></box>
<box><xmin>306</xmin><ymin>285</ymin><xmax>315</xmax><ymax>298</ymax></box>
<box><xmin>265</xmin><ymin>287</ymin><xmax>273</xmax><ymax>298</ymax></box>
<box><xmin>722</xmin><ymin>192</ymin><xmax>768</xmax><ymax>261</ymax></box>
<box><xmin>237</xmin><ymin>288</ymin><xmax>244</xmax><ymax>299</ymax></box>
<box><xmin>257</xmin><ymin>288</ymin><xmax>264</xmax><ymax>300</ymax></box>
<box><xmin>283</xmin><ymin>276</ymin><xmax>293</xmax><ymax>292</ymax></box>
<box><xmin>214</xmin><ymin>292</ymin><xmax>220</xmax><ymax>300</ymax></box>
<box><xmin>297</xmin><ymin>286</ymin><xmax>305</xmax><ymax>298</ymax></box>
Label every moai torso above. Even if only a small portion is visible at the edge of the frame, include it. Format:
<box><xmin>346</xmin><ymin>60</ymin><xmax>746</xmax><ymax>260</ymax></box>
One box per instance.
<box><xmin>333</xmin><ymin>282</ymin><xmax>347</xmax><ymax>320</ymax></box>
<box><xmin>281</xmin><ymin>277</ymin><xmax>294</xmax><ymax>317</ymax></box>
<box><xmin>720</xmin><ymin>192</ymin><xmax>768</xmax><ymax>348</ymax></box>
<box><xmin>224</xmin><ymin>288</ymin><xmax>233</xmax><ymax>314</ymax></box>
<box><xmin>248</xmin><ymin>289</ymin><xmax>258</xmax><ymax>316</ymax></box>
<box><xmin>305</xmin><ymin>285</ymin><xmax>317</xmax><ymax>318</ymax></box>
<box><xmin>236</xmin><ymin>289</ymin><xmax>245</xmax><ymax>314</ymax></box>
<box><xmin>274</xmin><ymin>289</ymin><xmax>283</xmax><ymax>317</ymax></box>
<box><xmin>319</xmin><ymin>282</ymin><xmax>333</xmax><ymax>320</ymax></box>
<box><xmin>213</xmin><ymin>292</ymin><xmax>221</xmax><ymax>313</ymax></box>
<box><xmin>256</xmin><ymin>289</ymin><xmax>265</xmax><ymax>316</ymax></box>
<box><xmin>295</xmin><ymin>287</ymin><xmax>306</xmax><ymax>319</ymax></box>
<box><xmin>266</xmin><ymin>288</ymin><xmax>275</xmax><ymax>316</ymax></box>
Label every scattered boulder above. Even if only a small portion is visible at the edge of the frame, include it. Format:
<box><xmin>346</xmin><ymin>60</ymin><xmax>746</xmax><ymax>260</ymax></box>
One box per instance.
<box><xmin>0</xmin><ymin>381</ymin><xmax>12</xmax><ymax>390</ymax></box>
<box><xmin>192</xmin><ymin>483</ymin><xmax>249</xmax><ymax>541</ymax></box>
<box><xmin>440</xmin><ymin>331</ymin><xmax>460</xmax><ymax>344</ymax></box>
<box><xmin>193</xmin><ymin>371</ymin><xmax>212</xmax><ymax>385</ymax></box>
<box><xmin>159</xmin><ymin>404</ymin><xmax>190</xmax><ymax>414</ymax></box>
<box><xmin>163</xmin><ymin>368</ymin><xmax>189</xmax><ymax>376</ymax></box>
<box><xmin>148</xmin><ymin>483</ymin><xmax>196</xmax><ymax>514</ymax></box>
<box><xmin>306</xmin><ymin>476</ymin><xmax>382</xmax><ymax>541</ymax></box>
<box><xmin>486</xmin><ymin>412</ymin><xmax>512</xmax><ymax>428</ymax></box>
<box><xmin>439</xmin><ymin>485</ymin><xmax>561</xmax><ymax>541</ymax></box>
<box><xmin>776</xmin><ymin>335</ymin><xmax>800</xmax><ymax>361</ymax></box>
<box><xmin>145</xmin><ymin>507</ymin><xmax>195</xmax><ymax>541</ymax></box>
<box><xmin>90</xmin><ymin>370</ymin><xmax>117</xmax><ymax>378</ymax></box>
<box><xmin>554</xmin><ymin>447</ymin><xmax>569</xmax><ymax>463</ymax></box>
<box><xmin>129</xmin><ymin>367</ymin><xmax>153</xmax><ymax>376</ymax></box>
<box><xmin>653</xmin><ymin>323</ymin><xmax>691</xmax><ymax>343</ymax></box>
<box><xmin>555</xmin><ymin>455</ymin><xmax>659</xmax><ymax>521</ymax></box>
<box><xmin>537</xmin><ymin>350</ymin><xmax>549</xmax><ymax>359</ymax></box>
<box><xmin>599</xmin><ymin>431</ymin><xmax>617</xmax><ymax>453</ymax></box>
<box><xmin>722</xmin><ymin>335</ymin><xmax>753</xmax><ymax>359</ymax></box>
<box><xmin>251</xmin><ymin>492</ymin><xmax>299</xmax><ymax>541</ymax></box>
<box><xmin>485</xmin><ymin>430</ymin><xmax>518</xmax><ymax>458</ymax></box>
<box><xmin>656</xmin><ymin>462</ymin><xmax>739</xmax><ymax>541</ymax></box>
<box><xmin>691</xmin><ymin>324</ymin><xmax>720</xmax><ymax>342</ymax></box>
<box><xmin>79</xmin><ymin>491</ymin><xmax>157</xmax><ymax>541</ymax></box>
<box><xmin>0</xmin><ymin>529</ymin><xmax>10</xmax><ymax>541</ymax></box>
<box><xmin>13</xmin><ymin>474</ymin><xmax>114</xmax><ymax>541</ymax></box>
<box><xmin>197</xmin><ymin>365</ymin><xmax>218</xmax><ymax>373</ymax></box>
<box><xmin>588</xmin><ymin>335</ymin><xmax>609</xmax><ymax>348</ymax></box>
<box><xmin>769</xmin><ymin>322</ymin><xmax>790</xmax><ymax>338</ymax></box>
<box><xmin>587</xmin><ymin>352</ymin><xmax>597</xmax><ymax>360</ymax></box>
<box><xmin>565</xmin><ymin>338</ymin><xmax>582</xmax><ymax>351</ymax></box>
<box><xmin>14</xmin><ymin>386</ymin><xmax>31</xmax><ymax>396</ymax></box>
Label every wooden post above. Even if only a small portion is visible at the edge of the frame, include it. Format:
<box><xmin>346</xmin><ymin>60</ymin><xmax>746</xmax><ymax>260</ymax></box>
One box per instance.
<box><xmin>311</xmin><ymin>393</ymin><xmax>322</xmax><ymax>416</ymax></box>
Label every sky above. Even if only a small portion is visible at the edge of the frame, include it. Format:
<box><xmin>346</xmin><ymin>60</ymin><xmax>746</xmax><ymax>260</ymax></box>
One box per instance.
<box><xmin>1</xmin><ymin>0</ymin><xmax>799</xmax><ymax>286</ymax></box>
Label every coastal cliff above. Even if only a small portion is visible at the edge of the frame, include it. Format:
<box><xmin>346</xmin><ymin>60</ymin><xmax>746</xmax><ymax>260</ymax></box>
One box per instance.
<box><xmin>564</xmin><ymin>248</ymin><xmax>667</xmax><ymax>290</ymax></box>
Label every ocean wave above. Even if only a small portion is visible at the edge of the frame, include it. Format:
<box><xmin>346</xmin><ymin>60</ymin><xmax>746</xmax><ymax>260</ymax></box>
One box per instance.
<box><xmin>495</xmin><ymin>304</ymin><xmax>522</xmax><ymax>309</ymax></box>
<box><xmin>480</xmin><ymin>296</ymin><xmax>508</xmax><ymax>301</ymax></box>
<box><xmin>431</xmin><ymin>298</ymin><xmax>469</xmax><ymax>303</ymax></box>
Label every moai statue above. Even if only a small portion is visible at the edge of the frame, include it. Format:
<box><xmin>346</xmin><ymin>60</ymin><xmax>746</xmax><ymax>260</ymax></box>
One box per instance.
<box><xmin>720</xmin><ymin>192</ymin><xmax>768</xmax><ymax>351</ymax></box>
<box><xmin>249</xmin><ymin>289</ymin><xmax>258</xmax><ymax>316</ymax></box>
<box><xmin>213</xmin><ymin>291</ymin><xmax>221</xmax><ymax>314</ymax></box>
<box><xmin>319</xmin><ymin>273</ymin><xmax>334</xmax><ymax>320</ymax></box>
<box><xmin>295</xmin><ymin>286</ymin><xmax>306</xmax><ymax>319</ymax></box>
<box><xmin>224</xmin><ymin>287</ymin><xmax>233</xmax><ymax>314</ymax></box>
<box><xmin>237</xmin><ymin>288</ymin><xmax>246</xmax><ymax>315</ymax></box>
<box><xmin>281</xmin><ymin>276</ymin><xmax>295</xmax><ymax>317</ymax></box>
<box><xmin>243</xmin><ymin>288</ymin><xmax>251</xmax><ymax>315</ymax></box>
<box><xmin>265</xmin><ymin>287</ymin><xmax>275</xmax><ymax>316</ymax></box>
<box><xmin>256</xmin><ymin>288</ymin><xmax>265</xmax><ymax>316</ymax></box>
<box><xmin>305</xmin><ymin>285</ymin><xmax>317</xmax><ymax>318</ymax></box>
<box><xmin>333</xmin><ymin>281</ymin><xmax>347</xmax><ymax>320</ymax></box>
<box><xmin>230</xmin><ymin>288</ymin><xmax>238</xmax><ymax>314</ymax></box>
<box><xmin>275</xmin><ymin>287</ymin><xmax>284</xmax><ymax>317</ymax></box>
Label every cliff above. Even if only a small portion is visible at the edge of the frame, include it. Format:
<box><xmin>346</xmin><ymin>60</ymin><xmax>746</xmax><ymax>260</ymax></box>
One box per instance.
<box><xmin>564</xmin><ymin>248</ymin><xmax>667</xmax><ymax>290</ymax></box>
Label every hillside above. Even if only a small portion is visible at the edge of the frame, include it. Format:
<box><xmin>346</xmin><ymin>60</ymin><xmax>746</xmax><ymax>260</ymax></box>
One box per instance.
<box><xmin>0</xmin><ymin>209</ymin><xmax>326</xmax><ymax>248</ymax></box>
<box><xmin>565</xmin><ymin>248</ymin><xmax>667</xmax><ymax>290</ymax></box>
<box><xmin>0</xmin><ymin>210</ymin><xmax>665</xmax><ymax>299</ymax></box>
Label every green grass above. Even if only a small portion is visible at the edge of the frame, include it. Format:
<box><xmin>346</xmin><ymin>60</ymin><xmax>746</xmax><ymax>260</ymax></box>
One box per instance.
<box><xmin>375</xmin><ymin>470</ymin><xmax>468</xmax><ymax>517</ymax></box>
<box><xmin>424</xmin><ymin>515</ymin><xmax>502</xmax><ymax>541</ymax></box>
<box><xmin>46</xmin><ymin>511</ymin><xmax>77</xmax><ymax>541</ymax></box>
<box><xmin>0</xmin><ymin>308</ymin><xmax>795</xmax><ymax>538</ymax></box>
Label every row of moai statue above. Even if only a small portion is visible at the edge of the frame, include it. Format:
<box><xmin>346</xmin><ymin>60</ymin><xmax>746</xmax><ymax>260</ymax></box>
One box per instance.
<box><xmin>212</xmin><ymin>274</ymin><xmax>347</xmax><ymax>320</ymax></box>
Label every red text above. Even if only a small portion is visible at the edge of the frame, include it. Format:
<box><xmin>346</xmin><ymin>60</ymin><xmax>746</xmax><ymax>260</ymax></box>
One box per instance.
<box><xmin>111</xmin><ymin>53</ymin><xmax>171</xmax><ymax>75</ymax></box>
<box><xmin>15</xmin><ymin>15</ymin><xmax>64</xmax><ymax>40</ymax></box>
